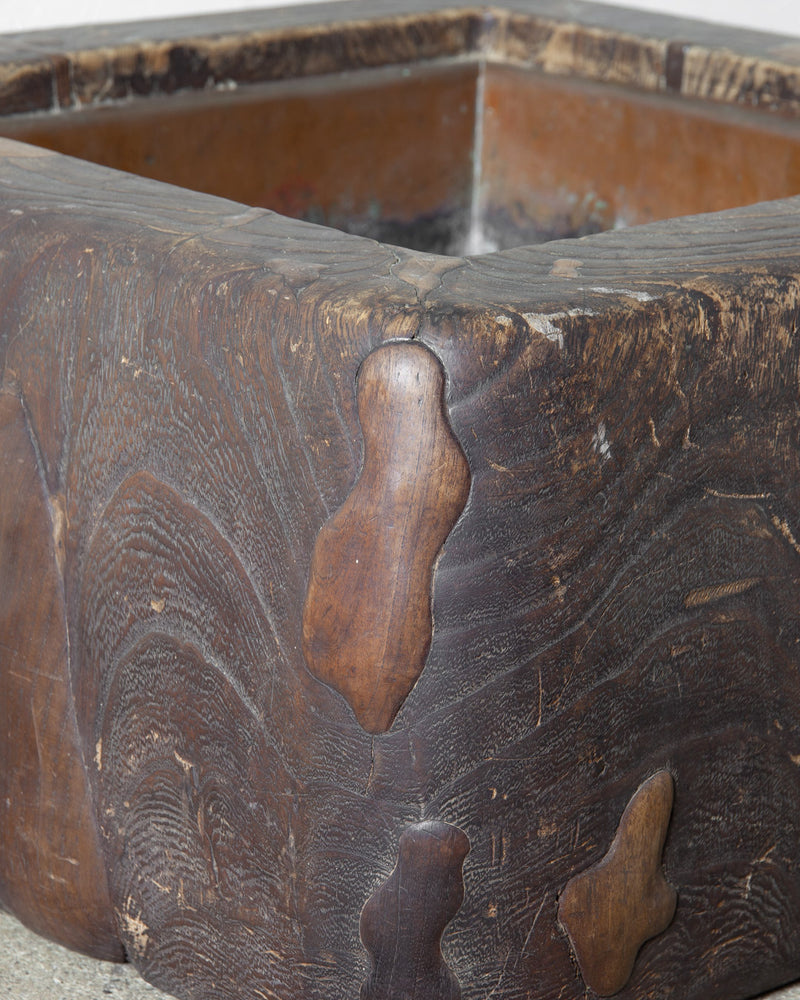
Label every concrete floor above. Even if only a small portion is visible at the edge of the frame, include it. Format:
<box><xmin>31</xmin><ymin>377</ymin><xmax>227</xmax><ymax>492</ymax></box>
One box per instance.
<box><xmin>0</xmin><ymin>912</ymin><xmax>166</xmax><ymax>999</ymax></box>
<box><xmin>3</xmin><ymin>909</ymin><xmax>800</xmax><ymax>1000</ymax></box>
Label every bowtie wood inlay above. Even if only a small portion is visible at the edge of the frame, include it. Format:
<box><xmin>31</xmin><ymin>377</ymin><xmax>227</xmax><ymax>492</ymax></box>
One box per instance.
<box><xmin>360</xmin><ymin>821</ymin><xmax>470</xmax><ymax>1000</ymax></box>
<box><xmin>302</xmin><ymin>341</ymin><xmax>470</xmax><ymax>734</ymax></box>
<box><xmin>558</xmin><ymin>770</ymin><xmax>677</xmax><ymax>996</ymax></box>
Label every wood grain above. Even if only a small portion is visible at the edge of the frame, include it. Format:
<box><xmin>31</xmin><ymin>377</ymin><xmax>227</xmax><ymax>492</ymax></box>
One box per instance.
<box><xmin>303</xmin><ymin>342</ymin><xmax>470</xmax><ymax>733</ymax></box>
<box><xmin>360</xmin><ymin>821</ymin><xmax>470</xmax><ymax>1000</ymax></box>
<box><xmin>1</xmin><ymin>2</ymin><xmax>796</xmax><ymax>256</ymax></box>
<box><xmin>1</xmin><ymin>94</ymin><xmax>800</xmax><ymax>1000</ymax></box>
<box><xmin>0</xmin><ymin>391</ymin><xmax>121</xmax><ymax>960</ymax></box>
<box><xmin>558</xmin><ymin>771</ymin><xmax>677</xmax><ymax>995</ymax></box>
<box><xmin>0</xmin><ymin>63</ymin><xmax>477</xmax><ymax>254</ymax></box>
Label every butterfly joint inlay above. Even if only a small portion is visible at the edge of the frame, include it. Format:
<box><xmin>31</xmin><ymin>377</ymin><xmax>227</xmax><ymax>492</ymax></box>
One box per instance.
<box><xmin>301</xmin><ymin>340</ymin><xmax>470</xmax><ymax>734</ymax></box>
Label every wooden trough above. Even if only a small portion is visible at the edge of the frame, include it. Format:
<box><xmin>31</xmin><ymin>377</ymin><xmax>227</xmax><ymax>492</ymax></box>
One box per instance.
<box><xmin>1</xmin><ymin>3</ymin><xmax>800</xmax><ymax>998</ymax></box>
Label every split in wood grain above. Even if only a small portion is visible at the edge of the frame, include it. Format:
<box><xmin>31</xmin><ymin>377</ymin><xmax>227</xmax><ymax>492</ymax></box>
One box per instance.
<box><xmin>558</xmin><ymin>770</ymin><xmax>676</xmax><ymax>996</ymax></box>
<box><xmin>360</xmin><ymin>821</ymin><xmax>470</xmax><ymax>1000</ymax></box>
<box><xmin>302</xmin><ymin>341</ymin><xmax>470</xmax><ymax>734</ymax></box>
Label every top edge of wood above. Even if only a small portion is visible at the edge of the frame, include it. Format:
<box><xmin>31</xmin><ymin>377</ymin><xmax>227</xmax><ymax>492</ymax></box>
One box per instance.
<box><xmin>1</xmin><ymin>1</ymin><xmax>798</xmax><ymax>54</ymax></box>
<box><xmin>0</xmin><ymin>0</ymin><xmax>797</xmax><ymax>118</ymax></box>
<box><xmin>1</xmin><ymin>134</ymin><xmax>799</xmax><ymax>316</ymax></box>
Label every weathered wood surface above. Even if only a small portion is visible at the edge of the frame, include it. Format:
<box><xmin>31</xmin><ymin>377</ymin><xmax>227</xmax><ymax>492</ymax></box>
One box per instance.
<box><xmin>0</xmin><ymin>0</ymin><xmax>797</xmax><ymax>117</ymax></box>
<box><xmin>0</xmin><ymin>391</ymin><xmax>122</xmax><ymax>960</ymax></box>
<box><xmin>0</xmin><ymin>62</ymin><xmax>479</xmax><ymax>254</ymax></box>
<box><xmin>2</xmin><ymin>135</ymin><xmax>800</xmax><ymax>1000</ymax></box>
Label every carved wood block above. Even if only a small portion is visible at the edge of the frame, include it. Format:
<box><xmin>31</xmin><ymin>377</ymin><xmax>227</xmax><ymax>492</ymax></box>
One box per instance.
<box><xmin>1</xmin><ymin>4</ymin><xmax>800</xmax><ymax>1000</ymax></box>
<box><xmin>303</xmin><ymin>341</ymin><xmax>470</xmax><ymax>733</ymax></box>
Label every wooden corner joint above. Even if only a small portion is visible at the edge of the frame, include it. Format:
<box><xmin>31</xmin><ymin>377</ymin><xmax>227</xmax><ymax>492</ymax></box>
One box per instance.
<box><xmin>558</xmin><ymin>770</ymin><xmax>677</xmax><ymax>996</ymax></box>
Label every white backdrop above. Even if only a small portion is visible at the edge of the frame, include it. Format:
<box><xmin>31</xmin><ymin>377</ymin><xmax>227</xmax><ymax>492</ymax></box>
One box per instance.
<box><xmin>0</xmin><ymin>0</ymin><xmax>797</xmax><ymax>38</ymax></box>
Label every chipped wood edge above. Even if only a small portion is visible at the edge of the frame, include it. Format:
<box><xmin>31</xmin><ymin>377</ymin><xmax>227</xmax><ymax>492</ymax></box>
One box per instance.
<box><xmin>0</xmin><ymin>0</ymin><xmax>797</xmax><ymax>117</ymax></box>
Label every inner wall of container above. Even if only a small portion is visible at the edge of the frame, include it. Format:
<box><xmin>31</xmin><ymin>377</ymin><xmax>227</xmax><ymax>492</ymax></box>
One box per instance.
<box><xmin>0</xmin><ymin>62</ymin><xmax>477</xmax><ymax>254</ymax></box>
<box><xmin>2</xmin><ymin>58</ymin><xmax>800</xmax><ymax>255</ymax></box>
<box><xmin>480</xmin><ymin>65</ymin><xmax>800</xmax><ymax>251</ymax></box>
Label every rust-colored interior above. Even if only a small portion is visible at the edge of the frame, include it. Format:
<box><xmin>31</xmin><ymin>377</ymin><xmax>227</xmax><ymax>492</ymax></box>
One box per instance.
<box><xmin>480</xmin><ymin>64</ymin><xmax>800</xmax><ymax>248</ymax></box>
<box><xmin>2</xmin><ymin>57</ymin><xmax>799</xmax><ymax>254</ymax></box>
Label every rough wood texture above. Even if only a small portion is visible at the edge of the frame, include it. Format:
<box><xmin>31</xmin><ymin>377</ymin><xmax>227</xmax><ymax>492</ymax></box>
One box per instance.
<box><xmin>0</xmin><ymin>0</ymin><xmax>797</xmax><ymax>116</ymax></box>
<box><xmin>0</xmin><ymin>391</ymin><xmax>122</xmax><ymax>960</ymax></box>
<box><xmin>2</xmin><ymin>136</ymin><xmax>800</xmax><ymax>1000</ymax></box>
<box><xmin>558</xmin><ymin>771</ymin><xmax>677</xmax><ymax>996</ymax></box>
<box><xmin>360</xmin><ymin>821</ymin><xmax>470</xmax><ymax>1000</ymax></box>
<box><xmin>0</xmin><ymin>6</ymin><xmax>799</xmax><ymax>998</ymax></box>
<box><xmin>303</xmin><ymin>341</ymin><xmax>470</xmax><ymax>733</ymax></box>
